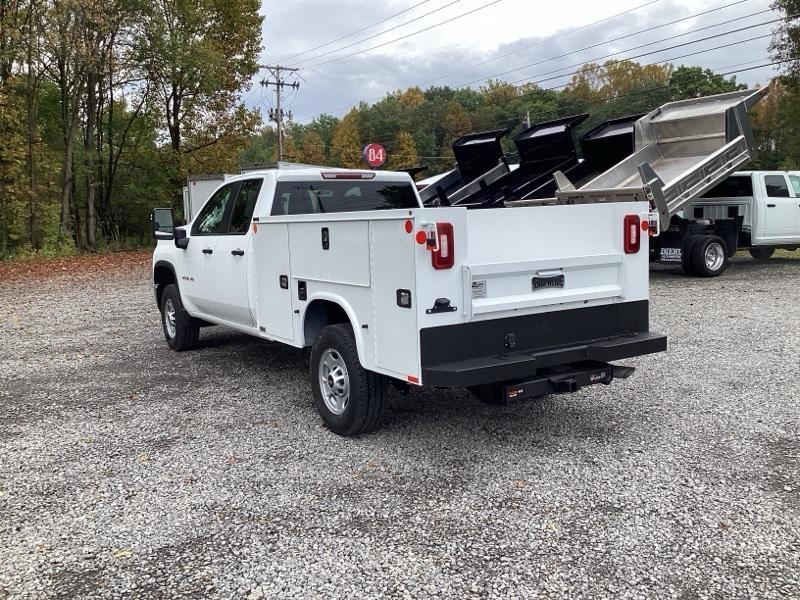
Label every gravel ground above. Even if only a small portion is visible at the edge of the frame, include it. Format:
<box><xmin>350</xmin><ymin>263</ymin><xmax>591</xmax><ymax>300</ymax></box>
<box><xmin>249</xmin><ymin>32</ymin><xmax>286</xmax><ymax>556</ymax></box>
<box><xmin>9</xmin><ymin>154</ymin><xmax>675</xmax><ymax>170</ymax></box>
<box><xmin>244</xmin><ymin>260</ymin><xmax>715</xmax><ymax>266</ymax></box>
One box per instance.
<box><xmin>0</xmin><ymin>253</ymin><xmax>798</xmax><ymax>599</ymax></box>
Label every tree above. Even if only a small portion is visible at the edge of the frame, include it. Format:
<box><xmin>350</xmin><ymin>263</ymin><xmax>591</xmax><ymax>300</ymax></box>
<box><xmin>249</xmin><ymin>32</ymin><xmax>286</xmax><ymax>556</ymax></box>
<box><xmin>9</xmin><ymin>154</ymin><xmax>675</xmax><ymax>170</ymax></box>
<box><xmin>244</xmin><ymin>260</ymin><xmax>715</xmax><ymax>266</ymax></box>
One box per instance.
<box><xmin>280</xmin><ymin>135</ymin><xmax>300</xmax><ymax>163</ymax></box>
<box><xmin>399</xmin><ymin>86</ymin><xmax>425</xmax><ymax>108</ymax></box>
<box><xmin>0</xmin><ymin>85</ymin><xmax>27</xmax><ymax>256</ymax></box>
<box><xmin>668</xmin><ymin>66</ymin><xmax>745</xmax><ymax>99</ymax></box>
<box><xmin>46</xmin><ymin>0</ymin><xmax>88</xmax><ymax>244</ymax></box>
<box><xmin>439</xmin><ymin>99</ymin><xmax>471</xmax><ymax>169</ymax></box>
<box><xmin>387</xmin><ymin>131</ymin><xmax>418</xmax><ymax>171</ymax></box>
<box><xmin>331</xmin><ymin>110</ymin><xmax>362</xmax><ymax>168</ymax></box>
<box><xmin>135</xmin><ymin>0</ymin><xmax>262</xmax><ymax>204</ymax></box>
<box><xmin>568</xmin><ymin>60</ymin><xmax>672</xmax><ymax>102</ymax></box>
<box><xmin>300</xmin><ymin>130</ymin><xmax>327</xmax><ymax>165</ymax></box>
<box><xmin>770</xmin><ymin>1</ymin><xmax>800</xmax><ymax>81</ymax></box>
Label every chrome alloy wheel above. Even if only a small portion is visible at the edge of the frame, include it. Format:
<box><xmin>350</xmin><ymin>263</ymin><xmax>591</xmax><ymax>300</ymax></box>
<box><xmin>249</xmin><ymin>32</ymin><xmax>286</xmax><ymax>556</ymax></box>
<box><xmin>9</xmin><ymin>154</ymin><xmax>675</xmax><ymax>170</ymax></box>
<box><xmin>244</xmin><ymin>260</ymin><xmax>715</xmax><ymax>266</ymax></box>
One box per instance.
<box><xmin>704</xmin><ymin>241</ymin><xmax>725</xmax><ymax>272</ymax></box>
<box><xmin>318</xmin><ymin>348</ymin><xmax>350</xmax><ymax>415</ymax></box>
<box><xmin>164</xmin><ymin>297</ymin><xmax>177</xmax><ymax>339</ymax></box>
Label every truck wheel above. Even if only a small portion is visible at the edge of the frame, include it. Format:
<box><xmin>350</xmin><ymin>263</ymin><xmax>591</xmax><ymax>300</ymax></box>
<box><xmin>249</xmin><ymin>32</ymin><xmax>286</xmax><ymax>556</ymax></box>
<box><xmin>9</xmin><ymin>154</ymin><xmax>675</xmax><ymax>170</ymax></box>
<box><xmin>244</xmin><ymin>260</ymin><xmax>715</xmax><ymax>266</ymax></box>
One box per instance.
<box><xmin>692</xmin><ymin>236</ymin><xmax>729</xmax><ymax>278</ymax></box>
<box><xmin>749</xmin><ymin>247</ymin><xmax>774</xmax><ymax>261</ymax></box>
<box><xmin>310</xmin><ymin>324</ymin><xmax>385</xmax><ymax>436</ymax></box>
<box><xmin>681</xmin><ymin>235</ymin><xmax>703</xmax><ymax>276</ymax></box>
<box><xmin>160</xmin><ymin>284</ymin><xmax>200</xmax><ymax>351</ymax></box>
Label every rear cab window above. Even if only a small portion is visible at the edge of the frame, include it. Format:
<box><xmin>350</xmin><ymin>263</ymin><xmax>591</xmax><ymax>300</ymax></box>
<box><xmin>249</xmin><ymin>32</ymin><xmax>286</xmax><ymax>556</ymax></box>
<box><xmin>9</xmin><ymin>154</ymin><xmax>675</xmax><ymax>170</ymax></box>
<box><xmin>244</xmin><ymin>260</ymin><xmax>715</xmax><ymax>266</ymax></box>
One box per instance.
<box><xmin>270</xmin><ymin>179</ymin><xmax>419</xmax><ymax>216</ymax></box>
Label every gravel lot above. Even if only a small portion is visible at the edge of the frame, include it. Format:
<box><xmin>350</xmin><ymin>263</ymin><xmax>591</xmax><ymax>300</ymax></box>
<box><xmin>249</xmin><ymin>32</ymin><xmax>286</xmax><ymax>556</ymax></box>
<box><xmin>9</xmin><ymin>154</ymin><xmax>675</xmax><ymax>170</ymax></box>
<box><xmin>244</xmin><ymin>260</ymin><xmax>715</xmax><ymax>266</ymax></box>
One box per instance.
<box><xmin>1</xmin><ymin>252</ymin><xmax>798</xmax><ymax>599</ymax></box>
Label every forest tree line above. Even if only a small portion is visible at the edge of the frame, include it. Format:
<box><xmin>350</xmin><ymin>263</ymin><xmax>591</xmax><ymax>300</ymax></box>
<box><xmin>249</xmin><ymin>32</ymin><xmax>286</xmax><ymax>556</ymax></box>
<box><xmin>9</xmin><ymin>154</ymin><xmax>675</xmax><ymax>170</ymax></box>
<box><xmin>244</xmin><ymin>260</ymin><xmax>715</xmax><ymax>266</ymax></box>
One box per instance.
<box><xmin>1</xmin><ymin>0</ymin><xmax>800</xmax><ymax>259</ymax></box>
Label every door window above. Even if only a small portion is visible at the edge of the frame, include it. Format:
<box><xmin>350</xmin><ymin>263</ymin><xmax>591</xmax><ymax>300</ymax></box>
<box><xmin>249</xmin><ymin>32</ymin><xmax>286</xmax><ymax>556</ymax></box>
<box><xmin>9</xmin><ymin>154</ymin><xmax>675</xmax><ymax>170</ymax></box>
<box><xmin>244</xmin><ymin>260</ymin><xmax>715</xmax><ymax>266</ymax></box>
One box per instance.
<box><xmin>229</xmin><ymin>179</ymin><xmax>263</xmax><ymax>233</ymax></box>
<box><xmin>192</xmin><ymin>183</ymin><xmax>237</xmax><ymax>235</ymax></box>
<box><xmin>789</xmin><ymin>175</ymin><xmax>800</xmax><ymax>197</ymax></box>
<box><xmin>764</xmin><ymin>175</ymin><xmax>790</xmax><ymax>198</ymax></box>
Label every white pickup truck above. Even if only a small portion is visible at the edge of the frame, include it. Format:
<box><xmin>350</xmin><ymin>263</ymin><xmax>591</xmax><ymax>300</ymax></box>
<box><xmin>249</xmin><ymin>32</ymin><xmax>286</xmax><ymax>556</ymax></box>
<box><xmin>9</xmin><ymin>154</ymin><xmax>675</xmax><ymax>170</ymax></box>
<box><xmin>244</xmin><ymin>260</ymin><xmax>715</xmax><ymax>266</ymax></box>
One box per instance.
<box><xmin>657</xmin><ymin>171</ymin><xmax>800</xmax><ymax>270</ymax></box>
<box><xmin>151</xmin><ymin>168</ymin><xmax>666</xmax><ymax>435</ymax></box>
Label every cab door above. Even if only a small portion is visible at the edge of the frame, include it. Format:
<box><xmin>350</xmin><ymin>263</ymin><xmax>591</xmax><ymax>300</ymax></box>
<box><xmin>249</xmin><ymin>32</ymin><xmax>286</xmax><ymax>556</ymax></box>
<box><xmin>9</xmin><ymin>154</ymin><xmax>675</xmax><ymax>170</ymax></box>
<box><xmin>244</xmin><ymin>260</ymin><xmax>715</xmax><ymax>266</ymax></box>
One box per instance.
<box><xmin>182</xmin><ymin>182</ymin><xmax>239</xmax><ymax>315</ymax></box>
<box><xmin>210</xmin><ymin>179</ymin><xmax>263</xmax><ymax>327</ymax></box>
<box><xmin>761</xmin><ymin>174</ymin><xmax>796</xmax><ymax>241</ymax></box>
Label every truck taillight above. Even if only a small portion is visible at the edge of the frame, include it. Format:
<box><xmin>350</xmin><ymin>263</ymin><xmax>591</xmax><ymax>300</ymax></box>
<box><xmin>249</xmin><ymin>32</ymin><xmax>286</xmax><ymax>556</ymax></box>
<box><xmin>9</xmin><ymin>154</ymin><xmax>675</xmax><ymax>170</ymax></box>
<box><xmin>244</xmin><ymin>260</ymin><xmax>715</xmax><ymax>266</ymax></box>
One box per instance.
<box><xmin>432</xmin><ymin>223</ymin><xmax>454</xmax><ymax>269</ymax></box>
<box><xmin>624</xmin><ymin>214</ymin><xmax>640</xmax><ymax>254</ymax></box>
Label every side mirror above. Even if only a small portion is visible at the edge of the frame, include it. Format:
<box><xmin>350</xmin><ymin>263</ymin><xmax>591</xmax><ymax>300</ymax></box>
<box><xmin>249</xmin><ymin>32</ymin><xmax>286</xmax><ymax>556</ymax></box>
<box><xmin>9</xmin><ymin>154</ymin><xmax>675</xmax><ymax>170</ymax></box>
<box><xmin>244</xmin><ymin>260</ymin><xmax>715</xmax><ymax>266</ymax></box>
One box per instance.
<box><xmin>151</xmin><ymin>208</ymin><xmax>175</xmax><ymax>240</ymax></box>
<box><xmin>174</xmin><ymin>228</ymin><xmax>189</xmax><ymax>250</ymax></box>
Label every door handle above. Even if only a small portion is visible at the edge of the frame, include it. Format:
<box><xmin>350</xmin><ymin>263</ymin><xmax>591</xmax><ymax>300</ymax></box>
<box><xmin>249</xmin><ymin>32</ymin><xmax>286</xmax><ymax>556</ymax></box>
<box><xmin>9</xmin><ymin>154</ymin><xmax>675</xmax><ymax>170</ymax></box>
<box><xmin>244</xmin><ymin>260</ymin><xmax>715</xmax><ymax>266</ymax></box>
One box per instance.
<box><xmin>231</xmin><ymin>249</ymin><xmax>245</xmax><ymax>256</ymax></box>
<box><xmin>767</xmin><ymin>204</ymin><xmax>776</xmax><ymax>208</ymax></box>
<box><xmin>202</xmin><ymin>248</ymin><xmax>213</xmax><ymax>254</ymax></box>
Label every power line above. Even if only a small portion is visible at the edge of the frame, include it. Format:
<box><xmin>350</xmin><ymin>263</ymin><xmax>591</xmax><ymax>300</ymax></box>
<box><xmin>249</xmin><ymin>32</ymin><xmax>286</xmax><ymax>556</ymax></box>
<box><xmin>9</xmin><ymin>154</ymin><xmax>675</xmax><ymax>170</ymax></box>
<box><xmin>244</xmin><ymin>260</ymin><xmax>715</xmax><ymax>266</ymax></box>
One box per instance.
<box><xmin>294</xmin><ymin>0</ymin><xmax>464</xmax><ymax>67</ymax></box>
<box><xmin>466</xmin><ymin>12</ymin><xmax>781</xmax><ymax>89</ymax></box>
<box><xmin>321</xmin><ymin>0</ymin><xmax>771</xmax><ymax>116</ymax></box>
<box><xmin>458</xmin><ymin>2</ymin><xmax>769</xmax><ymax>88</ymax></box>
<box><xmin>412</xmin><ymin>0</ymin><xmax>666</xmax><ymax>89</ymax></box>
<box><xmin>507</xmin><ymin>19</ymin><xmax>784</xmax><ymax>90</ymax></box>
<box><xmin>300</xmin><ymin>0</ymin><xmax>508</xmax><ymax>69</ymax></box>
<box><xmin>273</xmin><ymin>0</ymin><xmax>434</xmax><ymax>63</ymax></box>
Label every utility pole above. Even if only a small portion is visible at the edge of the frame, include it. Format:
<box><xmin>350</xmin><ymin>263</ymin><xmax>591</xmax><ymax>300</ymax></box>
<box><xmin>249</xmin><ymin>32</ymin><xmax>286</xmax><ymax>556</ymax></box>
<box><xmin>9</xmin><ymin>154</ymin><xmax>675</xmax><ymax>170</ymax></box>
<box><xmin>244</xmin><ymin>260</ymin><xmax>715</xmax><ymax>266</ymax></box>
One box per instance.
<box><xmin>260</xmin><ymin>65</ymin><xmax>300</xmax><ymax>161</ymax></box>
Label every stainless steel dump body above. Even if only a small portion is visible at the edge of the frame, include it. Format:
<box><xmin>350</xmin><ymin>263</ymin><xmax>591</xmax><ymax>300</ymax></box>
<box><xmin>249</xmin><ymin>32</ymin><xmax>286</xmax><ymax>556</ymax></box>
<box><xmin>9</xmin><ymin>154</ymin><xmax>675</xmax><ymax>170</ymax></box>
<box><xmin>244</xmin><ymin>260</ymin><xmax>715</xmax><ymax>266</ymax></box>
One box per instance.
<box><xmin>554</xmin><ymin>88</ymin><xmax>768</xmax><ymax>229</ymax></box>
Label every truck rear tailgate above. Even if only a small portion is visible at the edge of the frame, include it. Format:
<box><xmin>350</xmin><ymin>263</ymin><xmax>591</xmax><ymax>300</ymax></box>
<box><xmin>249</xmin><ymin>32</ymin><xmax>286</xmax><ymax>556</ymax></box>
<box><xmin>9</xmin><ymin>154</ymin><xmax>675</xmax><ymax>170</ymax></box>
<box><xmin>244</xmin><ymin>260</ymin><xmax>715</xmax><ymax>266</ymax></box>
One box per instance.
<box><xmin>463</xmin><ymin>202</ymin><xmax>648</xmax><ymax>319</ymax></box>
<box><xmin>414</xmin><ymin>202</ymin><xmax>664</xmax><ymax>386</ymax></box>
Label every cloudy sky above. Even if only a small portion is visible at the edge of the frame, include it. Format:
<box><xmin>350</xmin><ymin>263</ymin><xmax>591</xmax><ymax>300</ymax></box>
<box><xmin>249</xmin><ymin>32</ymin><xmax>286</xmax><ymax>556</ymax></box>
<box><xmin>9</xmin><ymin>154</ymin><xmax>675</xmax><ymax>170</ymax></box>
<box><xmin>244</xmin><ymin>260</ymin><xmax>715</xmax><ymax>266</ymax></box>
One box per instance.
<box><xmin>248</xmin><ymin>0</ymin><xmax>781</xmax><ymax>124</ymax></box>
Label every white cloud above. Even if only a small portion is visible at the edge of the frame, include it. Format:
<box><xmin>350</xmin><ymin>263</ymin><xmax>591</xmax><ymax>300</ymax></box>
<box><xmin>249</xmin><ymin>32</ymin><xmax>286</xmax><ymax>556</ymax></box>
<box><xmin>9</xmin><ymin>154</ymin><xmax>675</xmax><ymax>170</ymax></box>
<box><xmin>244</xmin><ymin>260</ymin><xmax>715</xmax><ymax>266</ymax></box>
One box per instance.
<box><xmin>251</xmin><ymin>0</ymin><xmax>781</xmax><ymax>123</ymax></box>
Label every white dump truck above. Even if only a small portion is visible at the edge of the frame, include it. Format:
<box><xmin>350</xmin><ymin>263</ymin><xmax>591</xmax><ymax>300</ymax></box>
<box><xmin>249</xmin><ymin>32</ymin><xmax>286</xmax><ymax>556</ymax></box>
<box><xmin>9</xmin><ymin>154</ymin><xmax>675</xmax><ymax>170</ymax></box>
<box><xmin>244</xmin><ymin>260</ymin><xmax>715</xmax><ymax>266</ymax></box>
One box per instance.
<box><xmin>151</xmin><ymin>89</ymin><xmax>765</xmax><ymax>435</ymax></box>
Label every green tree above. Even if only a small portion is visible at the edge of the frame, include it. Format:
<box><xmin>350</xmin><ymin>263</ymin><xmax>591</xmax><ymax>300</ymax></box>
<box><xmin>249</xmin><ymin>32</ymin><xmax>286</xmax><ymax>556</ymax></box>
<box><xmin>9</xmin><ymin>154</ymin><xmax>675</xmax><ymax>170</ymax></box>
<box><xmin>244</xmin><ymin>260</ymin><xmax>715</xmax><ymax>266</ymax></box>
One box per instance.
<box><xmin>331</xmin><ymin>110</ymin><xmax>362</xmax><ymax>168</ymax></box>
<box><xmin>770</xmin><ymin>1</ymin><xmax>800</xmax><ymax>81</ymax></box>
<box><xmin>135</xmin><ymin>0</ymin><xmax>263</xmax><ymax>205</ymax></box>
<box><xmin>668</xmin><ymin>66</ymin><xmax>745</xmax><ymax>99</ymax></box>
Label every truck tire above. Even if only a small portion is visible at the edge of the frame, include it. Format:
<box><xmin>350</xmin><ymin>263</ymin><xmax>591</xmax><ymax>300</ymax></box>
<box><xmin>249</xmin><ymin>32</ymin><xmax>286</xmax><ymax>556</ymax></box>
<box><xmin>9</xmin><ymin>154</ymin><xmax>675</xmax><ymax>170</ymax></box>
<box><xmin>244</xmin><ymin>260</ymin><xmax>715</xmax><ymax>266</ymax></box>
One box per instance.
<box><xmin>310</xmin><ymin>324</ymin><xmax>385</xmax><ymax>436</ymax></box>
<box><xmin>681</xmin><ymin>235</ymin><xmax>703</xmax><ymax>276</ymax></box>
<box><xmin>749</xmin><ymin>247</ymin><xmax>774</xmax><ymax>261</ymax></box>
<box><xmin>160</xmin><ymin>284</ymin><xmax>200</xmax><ymax>351</ymax></box>
<box><xmin>692</xmin><ymin>235</ymin><xmax>729</xmax><ymax>278</ymax></box>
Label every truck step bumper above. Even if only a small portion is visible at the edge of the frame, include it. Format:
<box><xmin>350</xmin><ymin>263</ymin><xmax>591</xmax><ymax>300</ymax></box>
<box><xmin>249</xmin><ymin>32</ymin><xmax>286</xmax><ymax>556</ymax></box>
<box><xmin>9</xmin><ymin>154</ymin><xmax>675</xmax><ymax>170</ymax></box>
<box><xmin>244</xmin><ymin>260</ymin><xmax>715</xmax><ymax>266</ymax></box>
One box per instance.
<box><xmin>421</xmin><ymin>331</ymin><xmax>666</xmax><ymax>387</ymax></box>
<box><xmin>469</xmin><ymin>360</ymin><xmax>635</xmax><ymax>405</ymax></box>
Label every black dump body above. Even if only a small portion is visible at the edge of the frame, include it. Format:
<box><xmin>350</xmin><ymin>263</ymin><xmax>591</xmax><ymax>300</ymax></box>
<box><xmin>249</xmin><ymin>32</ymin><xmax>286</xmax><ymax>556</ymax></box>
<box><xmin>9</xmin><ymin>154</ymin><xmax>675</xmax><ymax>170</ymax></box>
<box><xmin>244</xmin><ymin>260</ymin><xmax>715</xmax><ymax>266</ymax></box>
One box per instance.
<box><xmin>425</xmin><ymin>113</ymin><xmax>643</xmax><ymax>208</ymax></box>
<box><xmin>418</xmin><ymin>129</ymin><xmax>508</xmax><ymax>207</ymax></box>
<box><xmin>496</xmin><ymin>114</ymin><xmax>588</xmax><ymax>202</ymax></box>
<box><xmin>521</xmin><ymin>114</ymin><xmax>643</xmax><ymax>200</ymax></box>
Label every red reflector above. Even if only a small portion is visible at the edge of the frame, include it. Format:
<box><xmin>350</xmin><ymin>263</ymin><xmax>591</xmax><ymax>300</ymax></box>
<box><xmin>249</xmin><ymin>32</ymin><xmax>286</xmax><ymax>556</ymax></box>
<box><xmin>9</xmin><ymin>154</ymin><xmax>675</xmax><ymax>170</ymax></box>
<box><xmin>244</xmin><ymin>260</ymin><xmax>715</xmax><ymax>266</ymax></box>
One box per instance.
<box><xmin>415</xmin><ymin>230</ymin><xmax>427</xmax><ymax>245</ymax></box>
<box><xmin>320</xmin><ymin>171</ymin><xmax>376</xmax><ymax>180</ymax></box>
<box><xmin>624</xmin><ymin>214</ymin><xmax>641</xmax><ymax>254</ymax></box>
<box><xmin>432</xmin><ymin>222</ymin><xmax>455</xmax><ymax>269</ymax></box>
<box><xmin>641</xmin><ymin>220</ymin><xmax>649</xmax><ymax>232</ymax></box>
<box><xmin>407</xmin><ymin>375</ymin><xmax>419</xmax><ymax>384</ymax></box>
<box><xmin>404</xmin><ymin>220</ymin><xmax>413</xmax><ymax>233</ymax></box>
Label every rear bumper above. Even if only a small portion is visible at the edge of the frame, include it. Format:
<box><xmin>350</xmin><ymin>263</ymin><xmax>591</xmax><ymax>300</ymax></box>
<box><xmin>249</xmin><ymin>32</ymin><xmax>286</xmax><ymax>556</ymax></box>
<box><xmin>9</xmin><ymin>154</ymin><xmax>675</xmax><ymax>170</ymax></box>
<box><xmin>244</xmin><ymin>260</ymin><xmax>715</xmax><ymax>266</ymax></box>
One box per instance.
<box><xmin>419</xmin><ymin>301</ymin><xmax>666</xmax><ymax>387</ymax></box>
<box><xmin>421</xmin><ymin>331</ymin><xmax>666</xmax><ymax>387</ymax></box>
